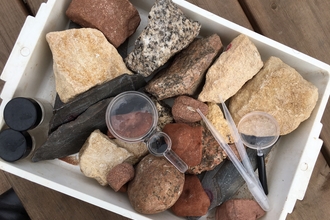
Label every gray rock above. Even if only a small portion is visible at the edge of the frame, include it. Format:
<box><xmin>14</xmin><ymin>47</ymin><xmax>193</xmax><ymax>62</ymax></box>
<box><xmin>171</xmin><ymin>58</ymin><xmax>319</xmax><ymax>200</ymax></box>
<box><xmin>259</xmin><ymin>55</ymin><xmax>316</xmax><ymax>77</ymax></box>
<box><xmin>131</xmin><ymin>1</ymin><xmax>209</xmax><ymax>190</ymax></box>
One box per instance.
<box><xmin>125</xmin><ymin>0</ymin><xmax>201</xmax><ymax>77</ymax></box>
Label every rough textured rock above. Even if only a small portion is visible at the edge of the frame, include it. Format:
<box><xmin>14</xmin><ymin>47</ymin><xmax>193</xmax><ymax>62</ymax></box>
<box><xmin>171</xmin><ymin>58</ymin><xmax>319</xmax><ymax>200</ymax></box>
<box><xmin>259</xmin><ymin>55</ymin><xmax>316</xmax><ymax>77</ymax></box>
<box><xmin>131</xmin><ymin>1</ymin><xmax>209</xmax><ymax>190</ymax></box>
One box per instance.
<box><xmin>79</xmin><ymin>130</ymin><xmax>134</xmax><ymax>186</ymax></box>
<box><xmin>215</xmin><ymin>199</ymin><xmax>266</xmax><ymax>220</ymax></box>
<box><xmin>145</xmin><ymin>34</ymin><xmax>222</xmax><ymax>99</ymax></box>
<box><xmin>125</xmin><ymin>0</ymin><xmax>201</xmax><ymax>77</ymax></box>
<box><xmin>229</xmin><ymin>56</ymin><xmax>318</xmax><ymax>135</ymax></box>
<box><xmin>198</xmin><ymin>34</ymin><xmax>263</xmax><ymax>103</ymax></box>
<box><xmin>172</xmin><ymin>96</ymin><xmax>209</xmax><ymax>123</ymax></box>
<box><xmin>112</xmin><ymin>138</ymin><xmax>148</xmax><ymax>164</ymax></box>
<box><xmin>46</xmin><ymin>28</ymin><xmax>132</xmax><ymax>103</ymax></box>
<box><xmin>127</xmin><ymin>154</ymin><xmax>184</xmax><ymax>214</ymax></box>
<box><xmin>66</xmin><ymin>0</ymin><xmax>140</xmax><ymax>48</ymax></box>
<box><xmin>148</xmin><ymin>94</ymin><xmax>174</xmax><ymax>130</ymax></box>
<box><xmin>106</xmin><ymin>162</ymin><xmax>135</xmax><ymax>192</ymax></box>
<box><xmin>171</xmin><ymin>174</ymin><xmax>210</xmax><ymax>217</ymax></box>
<box><xmin>163</xmin><ymin>123</ymin><xmax>203</xmax><ymax>167</ymax></box>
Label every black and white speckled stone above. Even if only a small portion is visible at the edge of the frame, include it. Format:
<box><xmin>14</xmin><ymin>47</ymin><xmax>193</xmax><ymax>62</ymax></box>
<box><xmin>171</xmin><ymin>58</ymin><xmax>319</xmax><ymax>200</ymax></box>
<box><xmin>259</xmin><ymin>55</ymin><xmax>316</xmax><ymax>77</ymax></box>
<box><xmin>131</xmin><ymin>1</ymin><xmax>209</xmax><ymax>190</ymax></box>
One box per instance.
<box><xmin>125</xmin><ymin>0</ymin><xmax>201</xmax><ymax>77</ymax></box>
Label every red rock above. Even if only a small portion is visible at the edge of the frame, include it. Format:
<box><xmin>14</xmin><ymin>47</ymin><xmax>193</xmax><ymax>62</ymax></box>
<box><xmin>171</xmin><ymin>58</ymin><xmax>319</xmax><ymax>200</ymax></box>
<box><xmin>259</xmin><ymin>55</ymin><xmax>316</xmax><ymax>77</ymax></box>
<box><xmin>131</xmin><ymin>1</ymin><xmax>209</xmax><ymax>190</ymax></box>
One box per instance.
<box><xmin>172</xmin><ymin>96</ymin><xmax>209</xmax><ymax>123</ymax></box>
<box><xmin>171</xmin><ymin>174</ymin><xmax>210</xmax><ymax>217</ymax></box>
<box><xmin>106</xmin><ymin>163</ymin><xmax>135</xmax><ymax>192</ymax></box>
<box><xmin>163</xmin><ymin>123</ymin><xmax>203</xmax><ymax>167</ymax></box>
<box><xmin>215</xmin><ymin>199</ymin><xmax>266</xmax><ymax>220</ymax></box>
<box><xmin>66</xmin><ymin>0</ymin><xmax>140</xmax><ymax>48</ymax></box>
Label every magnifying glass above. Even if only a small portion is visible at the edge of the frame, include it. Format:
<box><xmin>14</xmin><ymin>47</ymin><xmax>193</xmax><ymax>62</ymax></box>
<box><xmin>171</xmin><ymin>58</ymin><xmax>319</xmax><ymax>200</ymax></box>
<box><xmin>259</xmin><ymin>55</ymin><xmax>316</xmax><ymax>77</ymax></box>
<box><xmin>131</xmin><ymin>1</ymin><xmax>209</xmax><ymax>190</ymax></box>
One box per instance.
<box><xmin>105</xmin><ymin>91</ymin><xmax>188</xmax><ymax>173</ymax></box>
<box><xmin>237</xmin><ymin>111</ymin><xmax>280</xmax><ymax>195</ymax></box>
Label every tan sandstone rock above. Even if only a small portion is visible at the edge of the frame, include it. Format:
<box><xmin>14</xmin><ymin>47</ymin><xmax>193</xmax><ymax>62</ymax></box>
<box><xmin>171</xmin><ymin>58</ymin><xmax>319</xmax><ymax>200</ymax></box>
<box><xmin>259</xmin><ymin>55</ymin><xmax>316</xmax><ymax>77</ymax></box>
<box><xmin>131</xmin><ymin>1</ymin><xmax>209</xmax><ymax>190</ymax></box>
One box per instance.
<box><xmin>112</xmin><ymin>138</ymin><xmax>149</xmax><ymax>165</ymax></box>
<box><xmin>79</xmin><ymin>130</ymin><xmax>134</xmax><ymax>186</ymax></box>
<box><xmin>46</xmin><ymin>28</ymin><xmax>132</xmax><ymax>103</ymax></box>
<box><xmin>198</xmin><ymin>34</ymin><xmax>263</xmax><ymax>103</ymax></box>
<box><xmin>229</xmin><ymin>56</ymin><xmax>318</xmax><ymax>135</ymax></box>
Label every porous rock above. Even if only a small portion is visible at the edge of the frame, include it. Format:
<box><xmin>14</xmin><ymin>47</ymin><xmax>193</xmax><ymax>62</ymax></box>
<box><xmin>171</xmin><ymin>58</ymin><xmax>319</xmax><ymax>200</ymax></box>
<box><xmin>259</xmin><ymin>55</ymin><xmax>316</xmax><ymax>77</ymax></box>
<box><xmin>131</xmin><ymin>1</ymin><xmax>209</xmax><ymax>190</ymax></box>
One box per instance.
<box><xmin>107</xmin><ymin>162</ymin><xmax>135</xmax><ymax>192</ymax></box>
<box><xmin>171</xmin><ymin>174</ymin><xmax>210</xmax><ymax>217</ymax></box>
<box><xmin>215</xmin><ymin>199</ymin><xmax>265</xmax><ymax>220</ymax></box>
<box><xmin>125</xmin><ymin>0</ymin><xmax>201</xmax><ymax>77</ymax></box>
<box><xmin>229</xmin><ymin>56</ymin><xmax>318</xmax><ymax>135</ymax></box>
<box><xmin>146</xmin><ymin>34</ymin><xmax>222</xmax><ymax>99</ymax></box>
<box><xmin>66</xmin><ymin>0</ymin><xmax>140</xmax><ymax>48</ymax></box>
<box><xmin>112</xmin><ymin>138</ymin><xmax>148</xmax><ymax>164</ymax></box>
<box><xmin>171</xmin><ymin>96</ymin><xmax>209</xmax><ymax>123</ymax></box>
<box><xmin>198</xmin><ymin>34</ymin><xmax>263</xmax><ymax>103</ymax></box>
<box><xmin>127</xmin><ymin>154</ymin><xmax>184</xmax><ymax>214</ymax></box>
<box><xmin>79</xmin><ymin>130</ymin><xmax>134</xmax><ymax>186</ymax></box>
<box><xmin>163</xmin><ymin>123</ymin><xmax>203</xmax><ymax>167</ymax></box>
<box><xmin>46</xmin><ymin>28</ymin><xmax>132</xmax><ymax>103</ymax></box>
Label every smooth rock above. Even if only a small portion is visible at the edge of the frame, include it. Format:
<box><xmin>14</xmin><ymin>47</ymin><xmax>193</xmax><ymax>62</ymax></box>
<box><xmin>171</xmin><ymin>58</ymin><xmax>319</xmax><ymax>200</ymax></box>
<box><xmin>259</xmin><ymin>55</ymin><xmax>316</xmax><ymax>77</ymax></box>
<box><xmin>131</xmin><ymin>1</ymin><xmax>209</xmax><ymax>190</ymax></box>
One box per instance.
<box><xmin>198</xmin><ymin>34</ymin><xmax>263</xmax><ymax>103</ymax></box>
<box><xmin>112</xmin><ymin>139</ymin><xmax>149</xmax><ymax>165</ymax></box>
<box><xmin>163</xmin><ymin>123</ymin><xmax>203</xmax><ymax>167</ymax></box>
<box><xmin>145</xmin><ymin>34</ymin><xmax>222</xmax><ymax>99</ymax></box>
<box><xmin>215</xmin><ymin>199</ymin><xmax>266</xmax><ymax>220</ymax></box>
<box><xmin>125</xmin><ymin>0</ymin><xmax>201</xmax><ymax>77</ymax></box>
<box><xmin>127</xmin><ymin>154</ymin><xmax>184</xmax><ymax>214</ymax></box>
<box><xmin>171</xmin><ymin>174</ymin><xmax>210</xmax><ymax>217</ymax></box>
<box><xmin>66</xmin><ymin>0</ymin><xmax>140</xmax><ymax>48</ymax></box>
<box><xmin>46</xmin><ymin>28</ymin><xmax>132</xmax><ymax>103</ymax></box>
<box><xmin>107</xmin><ymin>162</ymin><xmax>135</xmax><ymax>192</ymax></box>
<box><xmin>171</xmin><ymin>96</ymin><xmax>209</xmax><ymax>123</ymax></box>
<box><xmin>229</xmin><ymin>56</ymin><xmax>318</xmax><ymax>135</ymax></box>
<box><xmin>79</xmin><ymin>130</ymin><xmax>134</xmax><ymax>186</ymax></box>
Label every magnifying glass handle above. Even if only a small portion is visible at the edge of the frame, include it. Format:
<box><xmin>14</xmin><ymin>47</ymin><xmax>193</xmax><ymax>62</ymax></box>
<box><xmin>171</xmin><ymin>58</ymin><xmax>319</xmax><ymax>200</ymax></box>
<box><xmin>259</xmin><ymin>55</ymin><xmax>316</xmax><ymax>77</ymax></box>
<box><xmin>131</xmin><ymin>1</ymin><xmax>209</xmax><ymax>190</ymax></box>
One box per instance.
<box><xmin>257</xmin><ymin>153</ymin><xmax>268</xmax><ymax>195</ymax></box>
<box><xmin>163</xmin><ymin>150</ymin><xmax>188</xmax><ymax>173</ymax></box>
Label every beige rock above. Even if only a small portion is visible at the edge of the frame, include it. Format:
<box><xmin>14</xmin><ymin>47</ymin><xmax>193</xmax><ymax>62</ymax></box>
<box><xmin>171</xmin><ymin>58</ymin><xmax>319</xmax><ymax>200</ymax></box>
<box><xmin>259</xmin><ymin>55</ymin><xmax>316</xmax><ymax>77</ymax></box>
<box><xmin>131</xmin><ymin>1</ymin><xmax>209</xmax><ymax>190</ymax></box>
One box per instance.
<box><xmin>79</xmin><ymin>130</ymin><xmax>134</xmax><ymax>186</ymax></box>
<box><xmin>46</xmin><ymin>28</ymin><xmax>132</xmax><ymax>103</ymax></box>
<box><xmin>229</xmin><ymin>56</ymin><xmax>318</xmax><ymax>135</ymax></box>
<box><xmin>198</xmin><ymin>34</ymin><xmax>263</xmax><ymax>103</ymax></box>
<box><xmin>112</xmin><ymin>138</ymin><xmax>149</xmax><ymax>164</ymax></box>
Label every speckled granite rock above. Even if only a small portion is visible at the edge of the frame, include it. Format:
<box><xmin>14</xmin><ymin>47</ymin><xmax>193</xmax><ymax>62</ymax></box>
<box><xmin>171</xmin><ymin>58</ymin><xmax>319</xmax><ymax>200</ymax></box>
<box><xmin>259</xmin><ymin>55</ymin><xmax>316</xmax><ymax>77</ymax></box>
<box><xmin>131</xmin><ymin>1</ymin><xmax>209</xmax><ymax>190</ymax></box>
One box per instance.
<box><xmin>128</xmin><ymin>154</ymin><xmax>184</xmax><ymax>214</ymax></box>
<box><xmin>125</xmin><ymin>0</ymin><xmax>201</xmax><ymax>77</ymax></box>
<box><xmin>66</xmin><ymin>0</ymin><xmax>140</xmax><ymax>48</ymax></box>
<box><xmin>148</xmin><ymin>94</ymin><xmax>174</xmax><ymax>130</ymax></box>
<box><xmin>145</xmin><ymin>34</ymin><xmax>222</xmax><ymax>99</ymax></box>
<box><xmin>163</xmin><ymin>123</ymin><xmax>203</xmax><ymax>167</ymax></box>
<box><xmin>79</xmin><ymin>130</ymin><xmax>134</xmax><ymax>186</ymax></box>
<box><xmin>107</xmin><ymin>162</ymin><xmax>135</xmax><ymax>192</ymax></box>
<box><xmin>46</xmin><ymin>28</ymin><xmax>132</xmax><ymax>103</ymax></box>
<box><xmin>172</xmin><ymin>96</ymin><xmax>209</xmax><ymax>123</ymax></box>
<box><xmin>171</xmin><ymin>174</ymin><xmax>210</xmax><ymax>217</ymax></box>
<box><xmin>198</xmin><ymin>34</ymin><xmax>263</xmax><ymax>103</ymax></box>
<box><xmin>229</xmin><ymin>56</ymin><xmax>318</xmax><ymax>135</ymax></box>
<box><xmin>215</xmin><ymin>199</ymin><xmax>266</xmax><ymax>220</ymax></box>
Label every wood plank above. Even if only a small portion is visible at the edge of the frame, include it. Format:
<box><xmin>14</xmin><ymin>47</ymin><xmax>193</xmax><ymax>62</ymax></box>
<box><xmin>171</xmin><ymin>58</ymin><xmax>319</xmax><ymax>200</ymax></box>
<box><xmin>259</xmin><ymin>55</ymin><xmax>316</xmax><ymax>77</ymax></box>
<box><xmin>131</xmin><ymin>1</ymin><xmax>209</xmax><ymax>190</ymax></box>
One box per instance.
<box><xmin>0</xmin><ymin>0</ymin><xmax>28</xmax><ymax>75</ymax></box>
<box><xmin>187</xmin><ymin>0</ymin><xmax>253</xmax><ymax>30</ymax></box>
<box><xmin>239</xmin><ymin>0</ymin><xmax>330</xmax><ymax>163</ymax></box>
<box><xmin>25</xmin><ymin>0</ymin><xmax>47</xmax><ymax>16</ymax></box>
<box><xmin>5</xmin><ymin>172</ymin><xmax>129</xmax><ymax>220</ymax></box>
<box><xmin>0</xmin><ymin>170</ymin><xmax>11</xmax><ymax>195</ymax></box>
<box><xmin>287</xmin><ymin>152</ymin><xmax>330</xmax><ymax>220</ymax></box>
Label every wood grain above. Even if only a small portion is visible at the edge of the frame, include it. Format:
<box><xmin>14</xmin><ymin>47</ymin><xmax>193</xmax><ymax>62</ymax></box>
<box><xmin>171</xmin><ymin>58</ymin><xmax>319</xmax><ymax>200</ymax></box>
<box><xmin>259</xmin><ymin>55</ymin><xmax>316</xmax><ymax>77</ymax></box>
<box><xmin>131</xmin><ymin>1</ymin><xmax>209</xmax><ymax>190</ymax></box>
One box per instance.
<box><xmin>25</xmin><ymin>0</ymin><xmax>47</xmax><ymax>16</ymax></box>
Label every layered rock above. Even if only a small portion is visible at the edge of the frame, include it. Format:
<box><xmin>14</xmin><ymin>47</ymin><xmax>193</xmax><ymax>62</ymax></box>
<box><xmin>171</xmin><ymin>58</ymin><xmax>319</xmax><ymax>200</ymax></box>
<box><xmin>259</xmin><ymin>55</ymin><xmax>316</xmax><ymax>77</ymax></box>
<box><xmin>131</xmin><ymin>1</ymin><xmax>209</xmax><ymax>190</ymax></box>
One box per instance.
<box><xmin>198</xmin><ymin>34</ymin><xmax>263</xmax><ymax>103</ymax></box>
<box><xmin>215</xmin><ymin>199</ymin><xmax>265</xmax><ymax>220</ymax></box>
<box><xmin>46</xmin><ymin>28</ymin><xmax>132</xmax><ymax>103</ymax></box>
<box><xmin>127</xmin><ymin>154</ymin><xmax>184</xmax><ymax>214</ymax></box>
<box><xmin>171</xmin><ymin>174</ymin><xmax>210</xmax><ymax>217</ymax></box>
<box><xmin>125</xmin><ymin>0</ymin><xmax>201</xmax><ymax>77</ymax></box>
<box><xmin>163</xmin><ymin>123</ymin><xmax>203</xmax><ymax>167</ymax></box>
<box><xmin>229</xmin><ymin>56</ymin><xmax>318</xmax><ymax>135</ymax></box>
<box><xmin>146</xmin><ymin>34</ymin><xmax>222</xmax><ymax>99</ymax></box>
<box><xmin>79</xmin><ymin>130</ymin><xmax>134</xmax><ymax>186</ymax></box>
<box><xmin>172</xmin><ymin>96</ymin><xmax>209</xmax><ymax>123</ymax></box>
<box><xmin>66</xmin><ymin>0</ymin><xmax>140</xmax><ymax>48</ymax></box>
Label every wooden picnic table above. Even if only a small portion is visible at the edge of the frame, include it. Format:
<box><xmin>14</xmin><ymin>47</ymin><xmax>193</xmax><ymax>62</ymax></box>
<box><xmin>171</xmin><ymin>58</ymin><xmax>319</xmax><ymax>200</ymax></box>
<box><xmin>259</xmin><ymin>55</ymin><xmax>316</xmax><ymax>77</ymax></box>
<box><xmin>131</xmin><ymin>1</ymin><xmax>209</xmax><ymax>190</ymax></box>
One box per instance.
<box><xmin>1</xmin><ymin>0</ymin><xmax>330</xmax><ymax>219</ymax></box>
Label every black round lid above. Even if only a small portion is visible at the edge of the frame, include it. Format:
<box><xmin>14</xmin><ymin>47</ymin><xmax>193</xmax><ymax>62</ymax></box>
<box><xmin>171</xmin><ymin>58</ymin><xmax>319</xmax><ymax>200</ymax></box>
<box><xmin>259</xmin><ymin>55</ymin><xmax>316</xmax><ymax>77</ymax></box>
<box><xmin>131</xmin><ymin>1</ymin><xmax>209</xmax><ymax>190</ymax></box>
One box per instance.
<box><xmin>4</xmin><ymin>97</ymin><xmax>42</xmax><ymax>131</ymax></box>
<box><xmin>0</xmin><ymin>129</ymin><xmax>33</xmax><ymax>162</ymax></box>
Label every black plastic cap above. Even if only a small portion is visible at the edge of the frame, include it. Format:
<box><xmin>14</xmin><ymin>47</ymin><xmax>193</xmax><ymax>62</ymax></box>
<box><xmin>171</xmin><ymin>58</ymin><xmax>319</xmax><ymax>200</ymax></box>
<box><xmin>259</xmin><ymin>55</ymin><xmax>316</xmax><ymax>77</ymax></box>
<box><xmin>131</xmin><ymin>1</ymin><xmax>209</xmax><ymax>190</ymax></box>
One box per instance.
<box><xmin>0</xmin><ymin>129</ymin><xmax>33</xmax><ymax>162</ymax></box>
<box><xmin>4</xmin><ymin>97</ymin><xmax>42</xmax><ymax>131</ymax></box>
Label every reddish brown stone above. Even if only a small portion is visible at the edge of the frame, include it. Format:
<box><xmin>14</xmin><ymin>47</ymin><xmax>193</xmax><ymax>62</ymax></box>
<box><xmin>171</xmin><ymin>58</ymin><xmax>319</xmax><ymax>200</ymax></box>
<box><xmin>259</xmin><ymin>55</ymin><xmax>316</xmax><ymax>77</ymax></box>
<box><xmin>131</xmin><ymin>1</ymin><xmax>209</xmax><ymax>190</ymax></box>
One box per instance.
<box><xmin>172</xmin><ymin>96</ymin><xmax>208</xmax><ymax>123</ymax></box>
<box><xmin>106</xmin><ymin>162</ymin><xmax>135</xmax><ymax>192</ymax></box>
<box><xmin>171</xmin><ymin>174</ymin><xmax>210</xmax><ymax>217</ymax></box>
<box><xmin>215</xmin><ymin>199</ymin><xmax>266</xmax><ymax>220</ymax></box>
<box><xmin>163</xmin><ymin>123</ymin><xmax>203</xmax><ymax>167</ymax></box>
<box><xmin>66</xmin><ymin>0</ymin><xmax>140</xmax><ymax>48</ymax></box>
